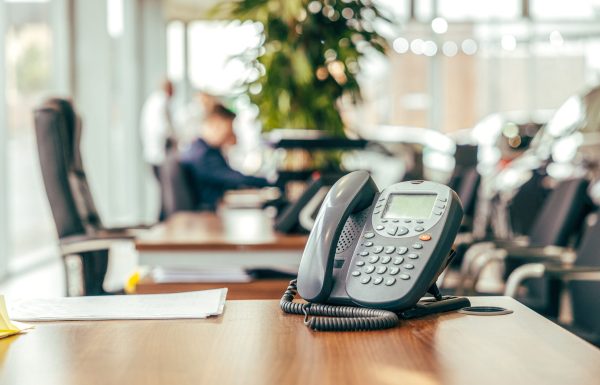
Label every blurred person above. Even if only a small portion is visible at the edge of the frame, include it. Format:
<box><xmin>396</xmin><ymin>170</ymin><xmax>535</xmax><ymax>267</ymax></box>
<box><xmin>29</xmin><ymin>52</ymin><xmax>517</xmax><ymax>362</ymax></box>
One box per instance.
<box><xmin>140</xmin><ymin>79</ymin><xmax>175</xmax><ymax>219</ymax></box>
<box><xmin>180</xmin><ymin>104</ymin><xmax>271</xmax><ymax>211</ymax></box>
<box><xmin>174</xmin><ymin>90</ymin><xmax>219</xmax><ymax>145</ymax></box>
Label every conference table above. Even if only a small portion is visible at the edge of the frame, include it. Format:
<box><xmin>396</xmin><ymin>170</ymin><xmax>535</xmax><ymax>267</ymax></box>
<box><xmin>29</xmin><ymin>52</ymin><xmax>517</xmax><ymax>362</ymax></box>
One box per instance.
<box><xmin>1</xmin><ymin>297</ymin><xmax>599</xmax><ymax>385</ymax></box>
<box><xmin>134</xmin><ymin>209</ymin><xmax>307</xmax><ymax>298</ymax></box>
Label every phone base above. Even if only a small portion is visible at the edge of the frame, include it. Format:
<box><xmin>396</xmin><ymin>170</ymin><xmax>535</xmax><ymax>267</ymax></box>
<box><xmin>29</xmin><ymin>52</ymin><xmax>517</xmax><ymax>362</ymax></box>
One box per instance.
<box><xmin>399</xmin><ymin>296</ymin><xmax>471</xmax><ymax>319</ymax></box>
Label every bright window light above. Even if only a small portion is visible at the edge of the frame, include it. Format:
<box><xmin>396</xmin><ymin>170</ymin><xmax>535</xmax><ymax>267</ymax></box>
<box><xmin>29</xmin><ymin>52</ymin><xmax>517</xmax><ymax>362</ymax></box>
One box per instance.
<box><xmin>107</xmin><ymin>0</ymin><xmax>124</xmax><ymax>38</ymax></box>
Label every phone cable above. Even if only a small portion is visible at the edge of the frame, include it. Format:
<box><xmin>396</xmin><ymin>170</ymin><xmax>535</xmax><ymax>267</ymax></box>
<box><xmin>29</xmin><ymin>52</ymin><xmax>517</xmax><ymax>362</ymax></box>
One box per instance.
<box><xmin>280</xmin><ymin>279</ymin><xmax>399</xmax><ymax>332</ymax></box>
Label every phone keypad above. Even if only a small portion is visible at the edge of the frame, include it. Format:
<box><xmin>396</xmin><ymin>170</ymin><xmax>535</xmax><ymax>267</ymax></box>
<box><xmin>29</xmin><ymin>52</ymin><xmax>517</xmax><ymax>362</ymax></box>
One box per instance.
<box><xmin>353</xmin><ymin>240</ymin><xmax>426</xmax><ymax>287</ymax></box>
<box><xmin>368</xmin><ymin>256</ymin><xmax>380</xmax><ymax>264</ymax></box>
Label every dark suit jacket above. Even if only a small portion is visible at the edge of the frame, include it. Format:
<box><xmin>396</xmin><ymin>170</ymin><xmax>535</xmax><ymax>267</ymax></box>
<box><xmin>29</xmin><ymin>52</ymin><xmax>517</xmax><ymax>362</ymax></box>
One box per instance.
<box><xmin>180</xmin><ymin>139</ymin><xmax>269</xmax><ymax>211</ymax></box>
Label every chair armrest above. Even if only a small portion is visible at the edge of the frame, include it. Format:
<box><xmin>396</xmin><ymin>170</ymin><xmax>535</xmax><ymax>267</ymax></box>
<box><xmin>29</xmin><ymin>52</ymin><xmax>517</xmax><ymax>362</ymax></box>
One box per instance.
<box><xmin>504</xmin><ymin>263</ymin><xmax>547</xmax><ymax>297</ymax></box>
<box><xmin>491</xmin><ymin>237</ymin><xmax>530</xmax><ymax>249</ymax></box>
<box><xmin>59</xmin><ymin>234</ymin><xmax>134</xmax><ymax>255</ymax></box>
<box><xmin>505</xmin><ymin>263</ymin><xmax>600</xmax><ymax>297</ymax></box>
<box><xmin>503</xmin><ymin>245</ymin><xmax>575</xmax><ymax>264</ymax></box>
<box><xmin>543</xmin><ymin>265</ymin><xmax>600</xmax><ymax>282</ymax></box>
<box><xmin>98</xmin><ymin>225</ymin><xmax>152</xmax><ymax>237</ymax></box>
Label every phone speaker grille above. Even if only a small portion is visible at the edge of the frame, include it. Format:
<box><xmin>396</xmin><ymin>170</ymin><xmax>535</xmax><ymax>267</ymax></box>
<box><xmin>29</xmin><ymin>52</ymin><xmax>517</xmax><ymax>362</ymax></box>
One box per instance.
<box><xmin>335</xmin><ymin>209</ymin><xmax>368</xmax><ymax>254</ymax></box>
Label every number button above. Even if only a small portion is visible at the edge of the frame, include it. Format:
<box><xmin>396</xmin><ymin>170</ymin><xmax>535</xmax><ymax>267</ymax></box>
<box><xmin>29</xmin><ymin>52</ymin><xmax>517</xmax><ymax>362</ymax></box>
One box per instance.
<box><xmin>373</xmin><ymin>246</ymin><xmax>384</xmax><ymax>254</ymax></box>
<box><xmin>368</xmin><ymin>256</ymin><xmax>380</xmax><ymax>264</ymax></box>
<box><xmin>403</xmin><ymin>264</ymin><xmax>414</xmax><ymax>270</ymax></box>
<box><xmin>385</xmin><ymin>246</ymin><xmax>396</xmax><ymax>254</ymax></box>
<box><xmin>361</xmin><ymin>276</ymin><xmax>371</xmax><ymax>284</ymax></box>
<box><xmin>412</xmin><ymin>243</ymin><xmax>423</xmax><ymax>249</ymax></box>
<box><xmin>359</xmin><ymin>251</ymin><xmax>369</xmax><ymax>257</ymax></box>
<box><xmin>389</xmin><ymin>267</ymin><xmax>400</xmax><ymax>275</ymax></box>
<box><xmin>364</xmin><ymin>232</ymin><xmax>375</xmax><ymax>239</ymax></box>
<box><xmin>373</xmin><ymin>277</ymin><xmax>384</xmax><ymax>285</ymax></box>
<box><xmin>364</xmin><ymin>241</ymin><xmax>374</xmax><ymax>247</ymax></box>
<box><xmin>365</xmin><ymin>265</ymin><xmax>376</xmax><ymax>274</ymax></box>
<box><xmin>352</xmin><ymin>270</ymin><xmax>361</xmax><ymax>276</ymax></box>
<box><xmin>356</xmin><ymin>260</ymin><xmax>365</xmax><ymax>266</ymax></box>
<box><xmin>399</xmin><ymin>274</ymin><xmax>410</xmax><ymax>280</ymax></box>
<box><xmin>408</xmin><ymin>253</ymin><xmax>419</xmax><ymax>259</ymax></box>
<box><xmin>381</xmin><ymin>256</ymin><xmax>391</xmax><ymax>264</ymax></box>
<box><xmin>376</xmin><ymin>266</ymin><xmax>387</xmax><ymax>274</ymax></box>
<box><xmin>385</xmin><ymin>278</ymin><xmax>396</xmax><ymax>286</ymax></box>
<box><xmin>393</xmin><ymin>257</ymin><xmax>404</xmax><ymax>265</ymax></box>
<box><xmin>397</xmin><ymin>247</ymin><xmax>408</xmax><ymax>255</ymax></box>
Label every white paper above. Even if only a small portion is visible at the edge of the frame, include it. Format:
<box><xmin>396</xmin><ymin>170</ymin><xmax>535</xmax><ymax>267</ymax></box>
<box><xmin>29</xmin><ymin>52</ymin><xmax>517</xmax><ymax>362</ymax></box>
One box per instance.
<box><xmin>7</xmin><ymin>288</ymin><xmax>228</xmax><ymax>321</ymax></box>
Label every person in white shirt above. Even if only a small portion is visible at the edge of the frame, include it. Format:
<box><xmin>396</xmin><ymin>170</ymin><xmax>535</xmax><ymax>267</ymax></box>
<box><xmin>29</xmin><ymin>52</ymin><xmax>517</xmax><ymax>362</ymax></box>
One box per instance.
<box><xmin>140</xmin><ymin>79</ymin><xmax>175</xmax><ymax>219</ymax></box>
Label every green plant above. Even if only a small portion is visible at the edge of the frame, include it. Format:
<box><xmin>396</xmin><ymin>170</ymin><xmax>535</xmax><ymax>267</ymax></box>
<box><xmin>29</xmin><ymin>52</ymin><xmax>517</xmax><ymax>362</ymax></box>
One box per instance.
<box><xmin>218</xmin><ymin>0</ymin><xmax>391</xmax><ymax>137</ymax></box>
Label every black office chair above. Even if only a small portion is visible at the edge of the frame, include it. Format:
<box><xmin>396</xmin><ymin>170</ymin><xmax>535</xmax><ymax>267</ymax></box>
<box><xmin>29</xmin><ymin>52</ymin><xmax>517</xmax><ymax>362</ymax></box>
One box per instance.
<box><xmin>458</xmin><ymin>177</ymin><xmax>592</xmax><ymax>317</ymax></box>
<box><xmin>34</xmin><ymin>98</ymin><xmax>145</xmax><ymax>295</ymax></box>
<box><xmin>160</xmin><ymin>150</ymin><xmax>196</xmax><ymax>217</ymax></box>
<box><xmin>505</xmin><ymin>210</ymin><xmax>600</xmax><ymax>346</ymax></box>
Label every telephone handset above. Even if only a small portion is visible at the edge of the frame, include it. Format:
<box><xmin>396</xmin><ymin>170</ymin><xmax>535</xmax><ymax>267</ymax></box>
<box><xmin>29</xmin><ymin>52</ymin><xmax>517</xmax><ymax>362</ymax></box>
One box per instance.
<box><xmin>281</xmin><ymin>171</ymin><xmax>464</xmax><ymax>331</ymax></box>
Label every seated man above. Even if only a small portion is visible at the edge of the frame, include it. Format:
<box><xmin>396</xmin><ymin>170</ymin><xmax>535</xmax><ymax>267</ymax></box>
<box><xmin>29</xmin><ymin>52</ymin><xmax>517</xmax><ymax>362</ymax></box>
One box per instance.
<box><xmin>180</xmin><ymin>105</ymin><xmax>270</xmax><ymax>211</ymax></box>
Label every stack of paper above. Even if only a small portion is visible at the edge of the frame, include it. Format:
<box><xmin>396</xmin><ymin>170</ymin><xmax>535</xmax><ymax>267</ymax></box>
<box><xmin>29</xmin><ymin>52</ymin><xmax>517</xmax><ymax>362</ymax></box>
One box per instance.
<box><xmin>0</xmin><ymin>295</ymin><xmax>33</xmax><ymax>339</ymax></box>
<box><xmin>7</xmin><ymin>288</ymin><xmax>227</xmax><ymax>321</ymax></box>
<box><xmin>152</xmin><ymin>267</ymin><xmax>252</xmax><ymax>283</ymax></box>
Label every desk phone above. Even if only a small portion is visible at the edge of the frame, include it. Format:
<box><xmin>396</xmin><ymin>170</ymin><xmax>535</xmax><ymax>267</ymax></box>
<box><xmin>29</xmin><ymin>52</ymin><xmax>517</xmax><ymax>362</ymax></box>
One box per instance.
<box><xmin>281</xmin><ymin>171</ymin><xmax>463</xmax><ymax>331</ymax></box>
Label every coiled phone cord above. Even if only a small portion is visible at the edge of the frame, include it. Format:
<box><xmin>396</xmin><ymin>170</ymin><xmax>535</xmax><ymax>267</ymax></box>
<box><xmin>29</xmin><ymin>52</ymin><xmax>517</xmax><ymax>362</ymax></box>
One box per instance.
<box><xmin>280</xmin><ymin>280</ymin><xmax>399</xmax><ymax>331</ymax></box>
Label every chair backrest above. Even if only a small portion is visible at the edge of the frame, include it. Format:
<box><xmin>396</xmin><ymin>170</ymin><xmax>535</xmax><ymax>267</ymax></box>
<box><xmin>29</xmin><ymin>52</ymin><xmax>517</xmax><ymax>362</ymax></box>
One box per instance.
<box><xmin>528</xmin><ymin>177</ymin><xmax>591</xmax><ymax>247</ymax></box>
<box><xmin>507</xmin><ymin>169</ymin><xmax>551</xmax><ymax>236</ymax></box>
<box><xmin>453</xmin><ymin>167</ymin><xmax>480</xmax><ymax>218</ymax></box>
<box><xmin>570</xmin><ymin>210</ymin><xmax>600</xmax><ymax>343</ymax></box>
<box><xmin>43</xmin><ymin>98</ymin><xmax>104</xmax><ymax>232</ymax></box>
<box><xmin>160</xmin><ymin>151</ymin><xmax>196</xmax><ymax>217</ymax></box>
<box><xmin>34</xmin><ymin>100</ymin><xmax>86</xmax><ymax>239</ymax></box>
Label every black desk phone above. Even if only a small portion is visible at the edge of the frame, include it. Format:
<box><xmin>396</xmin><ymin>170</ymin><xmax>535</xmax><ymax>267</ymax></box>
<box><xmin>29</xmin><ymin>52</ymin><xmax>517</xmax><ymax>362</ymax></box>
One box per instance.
<box><xmin>281</xmin><ymin>170</ymin><xmax>465</xmax><ymax>331</ymax></box>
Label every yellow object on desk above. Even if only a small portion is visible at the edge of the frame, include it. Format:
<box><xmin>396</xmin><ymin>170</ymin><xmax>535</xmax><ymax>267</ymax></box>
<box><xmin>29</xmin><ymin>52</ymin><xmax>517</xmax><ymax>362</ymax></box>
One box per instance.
<box><xmin>0</xmin><ymin>295</ymin><xmax>32</xmax><ymax>339</ymax></box>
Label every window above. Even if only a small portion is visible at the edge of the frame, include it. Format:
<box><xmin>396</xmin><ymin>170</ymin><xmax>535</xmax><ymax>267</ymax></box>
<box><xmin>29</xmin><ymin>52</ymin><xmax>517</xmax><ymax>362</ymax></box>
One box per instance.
<box><xmin>4</xmin><ymin>0</ymin><xmax>57</xmax><ymax>269</ymax></box>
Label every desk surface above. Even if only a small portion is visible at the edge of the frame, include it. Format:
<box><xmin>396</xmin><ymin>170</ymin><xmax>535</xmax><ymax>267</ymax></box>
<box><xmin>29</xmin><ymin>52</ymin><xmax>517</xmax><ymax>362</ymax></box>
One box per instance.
<box><xmin>1</xmin><ymin>297</ymin><xmax>599</xmax><ymax>385</ymax></box>
<box><xmin>135</xmin><ymin>210</ymin><xmax>307</xmax><ymax>252</ymax></box>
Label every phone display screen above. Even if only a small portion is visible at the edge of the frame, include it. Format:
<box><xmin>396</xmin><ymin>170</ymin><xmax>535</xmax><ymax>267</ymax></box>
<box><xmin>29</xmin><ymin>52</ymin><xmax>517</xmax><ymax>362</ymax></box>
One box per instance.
<box><xmin>382</xmin><ymin>194</ymin><xmax>437</xmax><ymax>219</ymax></box>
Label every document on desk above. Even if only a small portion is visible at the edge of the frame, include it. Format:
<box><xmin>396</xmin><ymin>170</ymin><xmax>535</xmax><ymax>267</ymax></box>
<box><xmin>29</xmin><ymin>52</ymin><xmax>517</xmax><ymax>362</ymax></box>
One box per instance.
<box><xmin>6</xmin><ymin>288</ymin><xmax>227</xmax><ymax>321</ymax></box>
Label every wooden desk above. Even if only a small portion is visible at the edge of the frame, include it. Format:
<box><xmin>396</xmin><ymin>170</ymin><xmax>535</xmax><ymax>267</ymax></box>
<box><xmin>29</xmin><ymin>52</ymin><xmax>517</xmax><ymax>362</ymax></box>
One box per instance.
<box><xmin>1</xmin><ymin>297</ymin><xmax>599</xmax><ymax>385</ymax></box>
<box><xmin>134</xmin><ymin>210</ymin><xmax>307</xmax><ymax>298</ymax></box>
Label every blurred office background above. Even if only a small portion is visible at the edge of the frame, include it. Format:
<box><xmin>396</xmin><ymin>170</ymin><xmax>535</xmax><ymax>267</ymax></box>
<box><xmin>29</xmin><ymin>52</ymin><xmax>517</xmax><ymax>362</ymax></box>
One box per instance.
<box><xmin>1</xmin><ymin>0</ymin><xmax>600</xmax><ymax>285</ymax></box>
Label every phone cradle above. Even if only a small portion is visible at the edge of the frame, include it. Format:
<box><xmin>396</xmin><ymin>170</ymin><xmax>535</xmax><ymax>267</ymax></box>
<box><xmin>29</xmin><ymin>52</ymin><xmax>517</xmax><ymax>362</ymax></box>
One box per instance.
<box><xmin>399</xmin><ymin>285</ymin><xmax>471</xmax><ymax>319</ymax></box>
